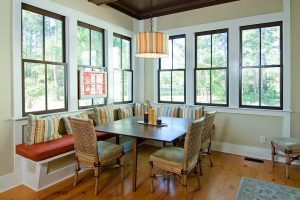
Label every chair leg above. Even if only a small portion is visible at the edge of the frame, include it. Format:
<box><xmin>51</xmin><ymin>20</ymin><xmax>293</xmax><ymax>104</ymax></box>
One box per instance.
<box><xmin>150</xmin><ymin>161</ymin><xmax>154</xmax><ymax>193</ymax></box>
<box><xmin>195</xmin><ymin>163</ymin><xmax>201</xmax><ymax>190</ymax></box>
<box><xmin>182</xmin><ymin>172</ymin><xmax>188</xmax><ymax>199</ymax></box>
<box><xmin>208</xmin><ymin>144</ymin><xmax>213</xmax><ymax>167</ymax></box>
<box><xmin>285</xmin><ymin>153</ymin><xmax>291</xmax><ymax>179</ymax></box>
<box><xmin>94</xmin><ymin>166</ymin><xmax>100</xmax><ymax>195</ymax></box>
<box><xmin>120</xmin><ymin>154</ymin><xmax>125</xmax><ymax>180</ymax></box>
<box><xmin>74</xmin><ymin>159</ymin><xmax>80</xmax><ymax>186</ymax></box>
<box><xmin>271</xmin><ymin>143</ymin><xmax>276</xmax><ymax>166</ymax></box>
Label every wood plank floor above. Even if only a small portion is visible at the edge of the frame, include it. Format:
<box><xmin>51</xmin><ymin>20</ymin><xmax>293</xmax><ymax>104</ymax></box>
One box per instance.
<box><xmin>1</xmin><ymin>144</ymin><xmax>300</xmax><ymax>200</ymax></box>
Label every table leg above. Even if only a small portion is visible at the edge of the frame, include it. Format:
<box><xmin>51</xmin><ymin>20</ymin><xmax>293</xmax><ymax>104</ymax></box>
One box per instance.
<box><xmin>132</xmin><ymin>137</ymin><xmax>137</xmax><ymax>191</ymax></box>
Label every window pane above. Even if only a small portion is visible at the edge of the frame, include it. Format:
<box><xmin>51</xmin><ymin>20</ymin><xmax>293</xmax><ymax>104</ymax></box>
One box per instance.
<box><xmin>122</xmin><ymin>39</ymin><xmax>130</xmax><ymax>69</ymax></box>
<box><xmin>114</xmin><ymin>70</ymin><xmax>123</xmax><ymax>102</ymax></box>
<box><xmin>45</xmin><ymin>17</ymin><xmax>63</xmax><ymax>62</ymax></box>
<box><xmin>160</xmin><ymin>40</ymin><xmax>172</xmax><ymax>69</ymax></box>
<box><xmin>91</xmin><ymin>30</ymin><xmax>103</xmax><ymax>67</ymax></box>
<box><xmin>77</xmin><ymin>26</ymin><xmax>90</xmax><ymax>65</ymax></box>
<box><xmin>261</xmin><ymin>26</ymin><xmax>281</xmax><ymax>65</ymax></box>
<box><xmin>79</xmin><ymin>99</ymin><xmax>92</xmax><ymax>107</ymax></box>
<box><xmin>47</xmin><ymin>65</ymin><xmax>65</xmax><ymax>110</ymax></box>
<box><xmin>24</xmin><ymin>63</ymin><xmax>45</xmax><ymax>112</ymax></box>
<box><xmin>113</xmin><ymin>37</ymin><xmax>121</xmax><ymax>69</ymax></box>
<box><xmin>93</xmin><ymin>98</ymin><xmax>105</xmax><ymax>105</ymax></box>
<box><xmin>196</xmin><ymin>70</ymin><xmax>210</xmax><ymax>103</ymax></box>
<box><xmin>212</xmin><ymin>33</ymin><xmax>227</xmax><ymax>68</ymax></box>
<box><xmin>261</xmin><ymin>67</ymin><xmax>280</xmax><ymax>107</ymax></box>
<box><xmin>172</xmin><ymin>71</ymin><xmax>185</xmax><ymax>102</ymax></box>
<box><xmin>124</xmin><ymin>71</ymin><xmax>132</xmax><ymax>101</ymax></box>
<box><xmin>242</xmin><ymin>29</ymin><xmax>260</xmax><ymax>66</ymax></box>
<box><xmin>159</xmin><ymin>71</ymin><xmax>171</xmax><ymax>101</ymax></box>
<box><xmin>197</xmin><ymin>35</ymin><xmax>211</xmax><ymax>68</ymax></box>
<box><xmin>242</xmin><ymin>68</ymin><xmax>259</xmax><ymax>106</ymax></box>
<box><xmin>211</xmin><ymin>69</ymin><xmax>226</xmax><ymax>104</ymax></box>
<box><xmin>173</xmin><ymin>38</ymin><xmax>185</xmax><ymax>69</ymax></box>
<box><xmin>22</xmin><ymin>10</ymin><xmax>43</xmax><ymax>60</ymax></box>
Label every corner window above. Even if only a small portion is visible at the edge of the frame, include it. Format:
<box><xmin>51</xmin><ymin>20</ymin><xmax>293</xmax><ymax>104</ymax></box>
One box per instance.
<box><xmin>240</xmin><ymin>22</ymin><xmax>282</xmax><ymax>109</ymax></box>
<box><xmin>159</xmin><ymin>35</ymin><xmax>186</xmax><ymax>103</ymax></box>
<box><xmin>22</xmin><ymin>4</ymin><xmax>67</xmax><ymax>116</ymax></box>
<box><xmin>77</xmin><ymin>21</ymin><xmax>106</xmax><ymax>109</ymax></box>
<box><xmin>113</xmin><ymin>33</ymin><xmax>133</xmax><ymax>104</ymax></box>
<box><xmin>195</xmin><ymin>29</ymin><xmax>229</xmax><ymax>106</ymax></box>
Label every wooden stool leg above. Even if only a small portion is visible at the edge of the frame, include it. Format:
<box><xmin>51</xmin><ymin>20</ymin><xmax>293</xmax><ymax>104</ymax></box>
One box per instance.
<box><xmin>285</xmin><ymin>153</ymin><xmax>291</xmax><ymax>179</ymax></box>
<box><xmin>150</xmin><ymin>161</ymin><xmax>154</xmax><ymax>193</ymax></box>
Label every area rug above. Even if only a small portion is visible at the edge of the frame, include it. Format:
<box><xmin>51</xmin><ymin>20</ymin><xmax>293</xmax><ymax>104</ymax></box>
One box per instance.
<box><xmin>234</xmin><ymin>177</ymin><xmax>300</xmax><ymax>200</ymax></box>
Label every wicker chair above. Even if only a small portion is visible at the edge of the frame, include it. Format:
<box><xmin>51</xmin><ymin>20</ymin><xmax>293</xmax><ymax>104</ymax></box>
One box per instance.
<box><xmin>69</xmin><ymin>118</ymin><xmax>124</xmax><ymax>195</ymax></box>
<box><xmin>149</xmin><ymin>118</ymin><xmax>205</xmax><ymax>199</ymax></box>
<box><xmin>198</xmin><ymin>111</ymin><xmax>216</xmax><ymax>175</ymax></box>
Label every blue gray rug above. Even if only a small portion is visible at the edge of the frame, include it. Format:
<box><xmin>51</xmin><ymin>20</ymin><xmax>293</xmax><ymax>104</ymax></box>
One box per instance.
<box><xmin>234</xmin><ymin>177</ymin><xmax>300</xmax><ymax>200</ymax></box>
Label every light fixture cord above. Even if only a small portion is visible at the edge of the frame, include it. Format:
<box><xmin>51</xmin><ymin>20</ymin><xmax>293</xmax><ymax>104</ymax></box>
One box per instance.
<box><xmin>150</xmin><ymin>0</ymin><xmax>153</xmax><ymax>32</ymax></box>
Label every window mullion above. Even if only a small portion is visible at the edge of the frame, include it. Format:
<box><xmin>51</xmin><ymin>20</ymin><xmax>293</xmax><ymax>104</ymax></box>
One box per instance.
<box><xmin>259</xmin><ymin>27</ymin><xmax>262</xmax><ymax>107</ymax></box>
<box><xmin>210</xmin><ymin>34</ymin><xmax>213</xmax><ymax>104</ymax></box>
<box><xmin>45</xmin><ymin>64</ymin><xmax>48</xmax><ymax>111</ymax></box>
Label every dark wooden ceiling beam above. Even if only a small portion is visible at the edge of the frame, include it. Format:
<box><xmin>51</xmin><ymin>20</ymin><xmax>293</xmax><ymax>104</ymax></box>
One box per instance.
<box><xmin>88</xmin><ymin>0</ymin><xmax>118</xmax><ymax>6</ymax></box>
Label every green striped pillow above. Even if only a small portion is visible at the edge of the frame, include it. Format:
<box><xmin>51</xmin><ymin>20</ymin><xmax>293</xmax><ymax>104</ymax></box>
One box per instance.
<box><xmin>27</xmin><ymin>114</ymin><xmax>62</xmax><ymax>145</ymax></box>
<box><xmin>118</xmin><ymin>107</ymin><xmax>133</xmax><ymax>119</ymax></box>
<box><xmin>63</xmin><ymin>112</ymin><xmax>89</xmax><ymax>134</ymax></box>
<box><xmin>158</xmin><ymin>106</ymin><xmax>179</xmax><ymax>118</ymax></box>
<box><xmin>180</xmin><ymin>105</ymin><xmax>203</xmax><ymax>120</ymax></box>
<box><xmin>94</xmin><ymin>104</ymin><xmax>114</xmax><ymax>125</ymax></box>
<box><xmin>134</xmin><ymin>102</ymin><xmax>149</xmax><ymax>116</ymax></box>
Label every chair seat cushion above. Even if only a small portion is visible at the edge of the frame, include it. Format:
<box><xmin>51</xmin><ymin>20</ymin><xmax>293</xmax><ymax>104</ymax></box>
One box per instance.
<box><xmin>272</xmin><ymin>138</ymin><xmax>300</xmax><ymax>151</ymax></box>
<box><xmin>150</xmin><ymin>146</ymin><xmax>184</xmax><ymax>169</ymax></box>
<box><xmin>97</xmin><ymin>141</ymin><xmax>123</xmax><ymax>163</ymax></box>
<box><xmin>16</xmin><ymin>135</ymin><xmax>74</xmax><ymax>162</ymax></box>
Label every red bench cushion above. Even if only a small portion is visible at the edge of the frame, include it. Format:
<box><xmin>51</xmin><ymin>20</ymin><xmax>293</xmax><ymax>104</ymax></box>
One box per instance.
<box><xmin>16</xmin><ymin>135</ymin><xmax>74</xmax><ymax>162</ymax></box>
<box><xmin>16</xmin><ymin>132</ymin><xmax>116</xmax><ymax>162</ymax></box>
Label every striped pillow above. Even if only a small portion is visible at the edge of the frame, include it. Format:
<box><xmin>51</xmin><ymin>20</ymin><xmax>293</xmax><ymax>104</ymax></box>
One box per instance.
<box><xmin>180</xmin><ymin>105</ymin><xmax>203</xmax><ymax>120</ymax></box>
<box><xmin>158</xmin><ymin>106</ymin><xmax>179</xmax><ymax>118</ymax></box>
<box><xmin>27</xmin><ymin>114</ymin><xmax>62</xmax><ymax>145</ymax></box>
<box><xmin>118</xmin><ymin>107</ymin><xmax>133</xmax><ymax>119</ymax></box>
<box><xmin>134</xmin><ymin>102</ymin><xmax>149</xmax><ymax>116</ymax></box>
<box><xmin>63</xmin><ymin>112</ymin><xmax>89</xmax><ymax>134</ymax></box>
<box><xmin>94</xmin><ymin>104</ymin><xmax>114</xmax><ymax>125</ymax></box>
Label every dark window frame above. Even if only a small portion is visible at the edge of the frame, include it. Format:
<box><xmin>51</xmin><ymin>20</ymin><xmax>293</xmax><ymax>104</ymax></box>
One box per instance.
<box><xmin>77</xmin><ymin>21</ymin><xmax>107</xmax><ymax>109</ymax></box>
<box><xmin>194</xmin><ymin>28</ymin><xmax>229</xmax><ymax>106</ymax></box>
<box><xmin>239</xmin><ymin>21</ymin><xmax>283</xmax><ymax>110</ymax></box>
<box><xmin>158</xmin><ymin>34</ymin><xmax>186</xmax><ymax>104</ymax></box>
<box><xmin>21</xmin><ymin>3</ymin><xmax>68</xmax><ymax>116</ymax></box>
<box><xmin>113</xmin><ymin>33</ymin><xmax>133</xmax><ymax>104</ymax></box>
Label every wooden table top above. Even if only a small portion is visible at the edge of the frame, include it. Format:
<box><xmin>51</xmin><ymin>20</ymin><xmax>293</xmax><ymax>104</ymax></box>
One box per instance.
<box><xmin>95</xmin><ymin>116</ymin><xmax>191</xmax><ymax>142</ymax></box>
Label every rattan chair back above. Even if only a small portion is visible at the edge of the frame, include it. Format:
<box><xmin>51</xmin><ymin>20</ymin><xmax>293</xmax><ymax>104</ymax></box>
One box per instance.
<box><xmin>201</xmin><ymin>111</ymin><xmax>216</xmax><ymax>150</ymax></box>
<box><xmin>69</xmin><ymin>118</ymin><xmax>99</xmax><ymax>164</ymax></box>
<box><xmin>183</xmin><ymin>118</ymin><xmax>205</xmax><ymax>170</ymax></box>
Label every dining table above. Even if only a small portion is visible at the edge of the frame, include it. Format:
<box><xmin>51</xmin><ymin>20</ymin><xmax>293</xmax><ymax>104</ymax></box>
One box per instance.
<box><xmin>94</xmin><ymin>116</ymin><xmax>191</xmax><ymax>191</ymax></box>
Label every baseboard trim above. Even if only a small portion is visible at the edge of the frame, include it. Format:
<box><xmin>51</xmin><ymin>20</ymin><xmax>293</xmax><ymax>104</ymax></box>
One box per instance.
<box><xmin>0</xmin><ymin>171</ymin><xmax>22</xmax><ymax>193</ymax></box>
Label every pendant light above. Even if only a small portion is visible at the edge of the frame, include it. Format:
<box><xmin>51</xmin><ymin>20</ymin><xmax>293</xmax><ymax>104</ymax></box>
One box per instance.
<box><xmin>134</xmin><ymin>0</ymin><xmax>169</xmax><ymax>58</ymax></box>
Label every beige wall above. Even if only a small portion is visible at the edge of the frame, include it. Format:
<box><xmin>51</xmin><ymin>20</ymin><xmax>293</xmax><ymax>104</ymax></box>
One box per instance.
<box><xmin>50</xmin><ymin>0</ymin><xmax>133</xmax><ymax>30</ymax></box>
<box><xmin>158</xmin><ymin>0</ymin><xmax>283</xmax><ymax>30</ymax></box>
<box><xmin>290</xmin><ymin>0</ymin><xmax>300</xmax><ymax>138</ymax></box>
<box><xmin>0</xmin><ymin>0</ymin><xmax>13</xmax><ymax>176</ymax></box>
<box><xmin>213</xmin><ymin>113</ymin><xmax>282</xmax><ymax>148</ymax></box>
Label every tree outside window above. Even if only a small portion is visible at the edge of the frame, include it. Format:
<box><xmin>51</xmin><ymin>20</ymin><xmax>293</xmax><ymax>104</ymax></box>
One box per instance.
<box><xmin>22</xmin><ymin>4</ymin><xmax>67</xmax><ymax>116</ymax></box>
<box><xmin>195</xmin><ymin>29</ymin><xmax>228</xmax><ymax>106</ymax></box>
<box><xmin>113</xmin><ymin>33</ymin><xmax>133</xmax><ymax>104</ymax></box>
<box><xmin>159</xmin><ymin>35</ymin><xmax>186</xmax><ymax>103</ymax></box>
<box><xmin>240</xmin><ymin>22</ymin><xmax>282</xmax><ymax>109</ymax></box>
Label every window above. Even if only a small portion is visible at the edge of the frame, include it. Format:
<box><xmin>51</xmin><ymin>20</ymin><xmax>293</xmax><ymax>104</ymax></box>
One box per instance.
<box><xmin>240</xmin><ymin>22</ymin><xmax>282</xmax><ymax>109</ymax></box>
<box><xmin>22</xmin><ymin>4</ymin><xmax>67</xmax><ymax>116</ymax></box>
<box><xmin>113</xmin><ymin>33</ymin><xmax>133</xmax><ymax>103</ymax></box>
<box><xmin>159</xmin><ymin>35</ymin><xmax>186</xmax><ymax>103</ymax></box>
<box><xmin>77</xmin><ymin>21</ymin><xmax>106</xmax><ymax>108</ymax></box>
<box><xmin>195</xmin><ymin>29</ymin><xmax>228</xmax><ymax>106</ymax></box>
